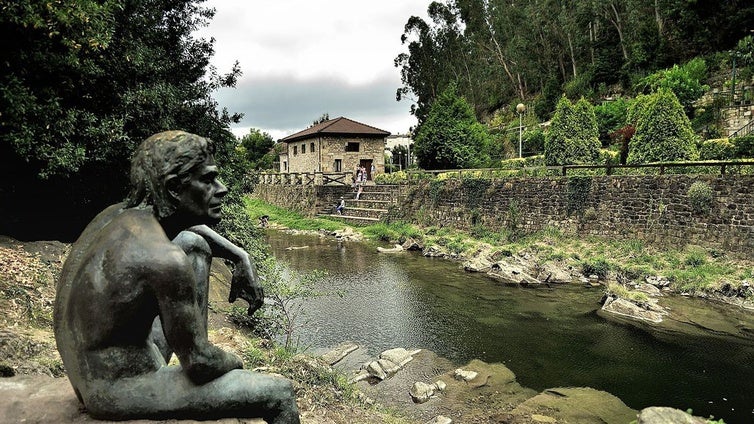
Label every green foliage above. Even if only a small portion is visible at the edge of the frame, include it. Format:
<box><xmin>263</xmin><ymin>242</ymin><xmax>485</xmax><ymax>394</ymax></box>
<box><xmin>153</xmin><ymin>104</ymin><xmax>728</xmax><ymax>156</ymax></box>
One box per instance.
<box><xmin>566</xmin><ymin>176</ymin><xmax>592</xmax><ymax>216</ymax></box>
<box><xmin>239</xmin><ymin>129</ymin><xmax>276</xmax><ymax>170</ymax></box>
<box><xmin>594</xmin><ymin>98</ymin><xmax>631</xmax><ymax>146</ymax></box>
<box><xmin>362</xmin><ymin>221</ymin><xmax>422</xmax><ymax>243</ymax></box>
<box><xmin>636</xmin><ymin>58</ymin><xmax>709</xmax><ymax>114</ymax></box>
<box><xmin>413</xmin><ymin>84</ymin><xmax>492</xmax><ymax>170</ymax></box>
<box><xmin>375</xmin><ymin>171</ymin><xmax>408</xmax><ymax>184</ymax></box>
<box><xmin>545</xmin><ymin>96</ymin><xmax>601</xmax><ymax>166</ymax></box>
<box><xmin>522</xmin><ymin>127</ymin><xmax>546</xmax><ymax>155</ymax></box>
<box><xmin>733</xmin><ymin>135</ymin><xmax>754</xmax><ymax>158</ymax></box>
<box><xmin>627</xmin><ymin>89</ymin><xmax>699</xmax><ymax>164</ymax></box>
<box><xmin>243</xmin><ymin>198</ymin><xmax>343</xmax><ymax>233</ymax></box>
<box><xmin>460</xmin><ymin>178</ymin><xmax>491</xmax><ymax>208</ymax></box>
<box><xmin>0</xmin><ymin>0</ymin><xmax>243</xmax><ymax>240</ymax></box>
<box><xmin>582</xmin><ymin>257</ymin><xmax>610</xmax><ymax>279</ymax></box>
<box><xmin>687</xmin><ymin>181</ymin><xmax>714</xmax><ymax>214</ymax></box>
<box><xmin>699</xmin><ymin>138</ymin><xmax>736</xmax><ymax>160</ymax></box>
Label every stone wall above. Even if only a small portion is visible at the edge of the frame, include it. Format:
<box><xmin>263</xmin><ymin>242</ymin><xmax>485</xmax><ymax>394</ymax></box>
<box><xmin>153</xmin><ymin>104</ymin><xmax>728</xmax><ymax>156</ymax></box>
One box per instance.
<box><xmin>389</xmin><ymin>175</ymin><xmax>754</xmax><ymax>253</ymax></box>
<box><xmin>252</xmin><ymin>183</ymin><xmax>352</xmax><ymax>216</ymax></box>
<box><xmin>251</xmin><ymin>174</ymin><xmax>754</xmax><ymax>253</ymax></box>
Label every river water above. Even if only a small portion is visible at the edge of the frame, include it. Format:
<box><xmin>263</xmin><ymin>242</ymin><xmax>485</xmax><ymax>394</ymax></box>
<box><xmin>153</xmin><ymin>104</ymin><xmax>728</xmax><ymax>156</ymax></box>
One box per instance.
<box><xmin>266</xmin><ymin>230</ymin><xmax>754</xmax><ymax>423</ymax></box>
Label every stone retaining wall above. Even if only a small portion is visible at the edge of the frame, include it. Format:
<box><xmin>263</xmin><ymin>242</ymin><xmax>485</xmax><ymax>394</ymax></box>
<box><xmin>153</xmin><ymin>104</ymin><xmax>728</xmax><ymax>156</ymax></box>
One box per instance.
<box><xmin>388</xmin><ymin>175</ymin><xmax>754</xmax><ymax>253</ymax></box>
<box><xmin>252</xmin><ymin>175</ymin><xmax>754</xmax><ymax>253</ymax></box>
<box><xmin>251</xmin><ymin>184</ymin><xmax>352</xmax><ymax>215</ymax></box>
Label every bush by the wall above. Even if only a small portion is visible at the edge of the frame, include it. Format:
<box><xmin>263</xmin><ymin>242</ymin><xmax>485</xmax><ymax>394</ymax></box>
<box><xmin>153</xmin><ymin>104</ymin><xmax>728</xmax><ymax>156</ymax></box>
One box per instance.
<box><xmin>545</xmin><ymin>96</ymin><xmax>601</xmax><ymax>165</ymax></box>
<box><xmin>375</xmin><ymin>171</ymin><xmax>407</xmax><ymax>184</ymax></box>
<box><xmin>627</xmin><ymin>89</ymin><xmax>699</xmax><ymax>164</ymax></box>
<box><xmin>699</xmin><ymin>138</ymin><xmax>736</xmax><ymax>160</ymax></box>
<box><xmin>733</xmin><ymin>135</ymin><xmax>754</xmax><ymax>158</ymax></box>
<box><xmin>687</xmin><ymin>181</ymin><xmax>714</xmax><ymax>213</ymax></box>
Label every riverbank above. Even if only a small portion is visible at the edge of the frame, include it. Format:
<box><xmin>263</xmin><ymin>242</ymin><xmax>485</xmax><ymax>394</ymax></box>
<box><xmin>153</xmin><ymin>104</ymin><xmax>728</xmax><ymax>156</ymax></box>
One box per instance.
<box><xmin>245</xmin><ymin>197</ymin><xmax>754</xmax><ymax>308</ymax></box>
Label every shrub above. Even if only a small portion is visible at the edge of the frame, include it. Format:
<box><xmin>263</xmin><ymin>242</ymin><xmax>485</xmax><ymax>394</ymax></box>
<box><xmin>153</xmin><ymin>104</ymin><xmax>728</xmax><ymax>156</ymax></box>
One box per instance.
<box><xmin>595</xmin><ymin>98</ymin><xmax>631</xmax><ymax>146</ymax></box>
<box><xmin>544</xmin><ymin>96</ymin><xmax>601</xmax><ymax>165</ymax></box>
<box><xmin>582</xmin><ymin>257</ymin><xmax>610</xmax><ymax>279</ymax></box>
<box><xmin>627</xmin><ymin>89</ymin><xmax>699</xmax><ymax>164</ymax></box>
<box><xmin>375</xmin><ymin>170</ymin><xmax>407</xmax><ymax>184</ymax></box>
<box><xmin>687</xmin><ymin>181</ymin><xmax>714</xmax><ymax>213</ymax></box>
<box><xmin>699</xmin><ymin>138</ymin><xmax>736</xmax><ymax>160</ymax></box>
<box><xmin>733</xmin><ymin>134</ymin><xmax>754</xmax><ymax>158</ymax></box>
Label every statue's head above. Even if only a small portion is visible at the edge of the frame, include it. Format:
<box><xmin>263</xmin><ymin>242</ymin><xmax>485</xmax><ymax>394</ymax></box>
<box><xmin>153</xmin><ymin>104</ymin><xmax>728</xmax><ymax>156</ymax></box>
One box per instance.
<box><xmin>125</xmin><ymin>130</ymin><xmax>217</xmax><ymax>219</ymax></box>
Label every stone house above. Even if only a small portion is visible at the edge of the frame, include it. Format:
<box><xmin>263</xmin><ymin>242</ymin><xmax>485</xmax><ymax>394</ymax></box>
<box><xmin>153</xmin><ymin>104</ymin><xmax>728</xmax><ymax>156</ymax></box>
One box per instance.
<box><xmin>278</xmin><ymin>116</ymin><xmax>389</xmax><ymax>180</ymax></box>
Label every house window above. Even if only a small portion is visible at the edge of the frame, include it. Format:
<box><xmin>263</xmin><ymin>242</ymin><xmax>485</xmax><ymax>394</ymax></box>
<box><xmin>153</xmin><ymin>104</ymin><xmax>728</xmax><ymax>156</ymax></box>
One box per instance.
<box><xmin>293</xmin><ymin>146</ymin><xmax>297</xmax><ymax>155</ymax></box>
<box><xmin>310</xmin><ymin>142</ymin><xmax>315</xmax><ymax>153</ymax></box>
<box><xmin>345</xmin><ymin>142</ymin><xmax>359</xmax><ymax>152</ymax></box>
<box><xmin>334</xmin><ymin>159</ymin><xmax>342</xmax><ymax>172</ymax></box>
<box><xmin>301</xmin><ymin>144</ymin><xmax>306</xmax><ymax>154</ymax></box>
<box><xmin>283</xmin><ymin>161</ymin><xmax>287</xmax><ymax>171</ymax></box>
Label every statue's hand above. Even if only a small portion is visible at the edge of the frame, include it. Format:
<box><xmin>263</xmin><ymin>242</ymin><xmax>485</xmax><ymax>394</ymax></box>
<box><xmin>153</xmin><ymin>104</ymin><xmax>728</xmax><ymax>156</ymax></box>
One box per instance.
<box><xmin>228</xmin><ymin>254</ymin><xmax>264</xmax><ymax>315</ymax></box>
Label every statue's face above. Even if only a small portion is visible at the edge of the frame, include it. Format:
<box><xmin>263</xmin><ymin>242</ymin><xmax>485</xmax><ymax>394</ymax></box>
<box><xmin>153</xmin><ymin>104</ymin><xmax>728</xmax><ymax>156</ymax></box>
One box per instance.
<box><xmin>174</xmin><ymin>156</ymin><xmax>228</xmax><ymax>224</ymax></box>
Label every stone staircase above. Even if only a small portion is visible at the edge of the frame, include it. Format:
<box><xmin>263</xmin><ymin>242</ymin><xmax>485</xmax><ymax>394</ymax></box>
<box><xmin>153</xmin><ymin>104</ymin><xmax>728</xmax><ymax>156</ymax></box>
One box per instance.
<box><xmin>318</xmin><ymin>184</ymin><xmax>402</xmax><ymax>225</ymax></box>
<box><xmin>723</xmin><ymin>104</ymin><xmax>754</xmax><ymax>137</ymax></box>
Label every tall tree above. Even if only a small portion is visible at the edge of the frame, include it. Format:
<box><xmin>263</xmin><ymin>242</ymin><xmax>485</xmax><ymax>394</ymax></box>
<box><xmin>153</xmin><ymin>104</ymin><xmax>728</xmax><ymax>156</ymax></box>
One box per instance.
<box><xmin>0</xmin><ymin>0</ymin><xmax>241</xmax><ymax>240</ymax></box>
<box><xmin>413</xmin><ymin>84</ymin><xmax>491</xmax><ymax>170</ymax></box>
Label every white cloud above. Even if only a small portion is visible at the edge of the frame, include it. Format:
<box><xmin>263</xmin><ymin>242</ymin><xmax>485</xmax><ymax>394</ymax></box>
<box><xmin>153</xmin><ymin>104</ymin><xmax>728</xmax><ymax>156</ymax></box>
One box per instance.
<box><xmin>196</xmin><ymin>0</ymin><xmax>428</xmax><ymax>138</ymax></box>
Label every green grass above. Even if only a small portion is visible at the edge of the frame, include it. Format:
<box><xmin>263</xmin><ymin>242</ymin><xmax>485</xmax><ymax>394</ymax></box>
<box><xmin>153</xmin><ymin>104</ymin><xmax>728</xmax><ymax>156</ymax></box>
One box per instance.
<box><xmin>361</xmin><ymin>221</ymin><xmax>422</xmax><ymax>242</ymax></box>
<box><xmin>244</xmin><ymin>198</ymin><xmax>343</xmax><ymax>232</ymax></box>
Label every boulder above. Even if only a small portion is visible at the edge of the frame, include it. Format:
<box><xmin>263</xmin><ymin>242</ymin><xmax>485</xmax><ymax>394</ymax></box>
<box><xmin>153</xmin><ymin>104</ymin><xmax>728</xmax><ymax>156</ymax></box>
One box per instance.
<box><xmin>380</xmin><ymin>348</ymin><xmax>420</xmax><ymax>368</ymax></box>
<box><xmin>377</xmin><ymin>244</ymin><xmax>404</xmax><ymax>253</ymax></box>
<box><xmin>409</xmin><ymin>381</ymin><xmax>435</xmax><ymax>403</ymax></box>
<box><xmin>320</xmin><ymin>343</ymin><xmax>358</xmax><ymax>366</ymax></box>
<box><xmin>463</xmin><ymin>256</ymin><xmax>492</xmax><ymax>273</ymax></box>
<box><xmin>408</xmin><ymin>380</ymin><xmax>446</xmax><ymax>404</ymax></box>
<box><xmin>453</xmin><ymin>368</ymin><xmax>478</xmax><ymax>382</ymax></box>
<box><xmin>487</xmin><ymin>263</ymin><xmax>540</xmax><ymax>287</ymax></box>
<box><xmin>601</xmin><ymin>295</ymin><xmax>668</xmax><ymax>324</ymax></box>
<box><xmin>402</xmin><ymin>238</ymin><xmax>423</xmax><ymax>251</ymax></box>
<box><xmin>509</xmin><ymin>387</ymin><xmax>636</xmax><ymax>424</ymax></box>
<box><xmin>636</xmin><ymin>406</ymin><xmax>707</xmax><ymax>424</ymax></box>
<box><xmin>423</xmin><ymin>245</ymin><xmax>447</xmax><ymax>258</ymax></box>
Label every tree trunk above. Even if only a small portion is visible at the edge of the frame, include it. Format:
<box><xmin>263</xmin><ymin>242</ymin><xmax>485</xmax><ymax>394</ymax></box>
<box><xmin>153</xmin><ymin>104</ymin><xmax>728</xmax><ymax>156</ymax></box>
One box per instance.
<box><xmin>609</xmin><ymin>3</ymin><xmax>629</xmax><ymax>61</ymax></box>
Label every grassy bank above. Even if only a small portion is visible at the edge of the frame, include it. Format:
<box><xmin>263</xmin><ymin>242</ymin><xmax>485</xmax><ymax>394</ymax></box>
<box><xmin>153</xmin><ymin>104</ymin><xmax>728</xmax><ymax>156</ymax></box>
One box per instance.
<box><xmin>245</xmin><ymin>198</ymin><xmax>754</xmax><ymax>295</ymax></box>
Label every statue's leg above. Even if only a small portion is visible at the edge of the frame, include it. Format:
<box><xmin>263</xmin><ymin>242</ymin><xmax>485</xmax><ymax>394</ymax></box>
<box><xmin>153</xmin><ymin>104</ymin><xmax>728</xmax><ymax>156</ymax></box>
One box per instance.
<box><xmin>150</xmin><ymin>230</ymin><xmax>212</xmax><ymax>362</ymax></box>
<box><xmin>84</xmin><ymin>368</ymin><xmax>300</xmax><ymax>423</ymax></box>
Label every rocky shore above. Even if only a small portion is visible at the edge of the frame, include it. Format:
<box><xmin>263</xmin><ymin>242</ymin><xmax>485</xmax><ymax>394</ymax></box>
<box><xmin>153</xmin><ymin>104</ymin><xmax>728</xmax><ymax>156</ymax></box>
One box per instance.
<box><xmin>2</xmin><ymin>232</ymin><xmax>752</xmax><ymax>423</ymax></box>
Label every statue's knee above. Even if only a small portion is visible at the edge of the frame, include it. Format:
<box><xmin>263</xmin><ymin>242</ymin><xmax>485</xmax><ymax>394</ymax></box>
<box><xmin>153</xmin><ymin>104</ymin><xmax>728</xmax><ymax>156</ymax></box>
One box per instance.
<box><xmin>173</xmin><ymin>231</ymin><xmax>211</xmax><ymax>257</ymax></box>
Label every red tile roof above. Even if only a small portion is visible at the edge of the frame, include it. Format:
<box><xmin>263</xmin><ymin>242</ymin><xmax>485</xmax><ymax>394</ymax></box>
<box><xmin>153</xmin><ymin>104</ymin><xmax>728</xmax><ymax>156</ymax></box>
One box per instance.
<box><xmin>280</xmin><ymin>116</ymin><xmax>390</xmax><ymax>142</ymax></box>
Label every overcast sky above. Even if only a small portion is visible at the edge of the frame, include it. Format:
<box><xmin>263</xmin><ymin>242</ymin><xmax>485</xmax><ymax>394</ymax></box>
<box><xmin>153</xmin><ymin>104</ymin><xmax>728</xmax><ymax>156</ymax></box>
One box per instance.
<box><xmin>195</xmin><ymin>0</ymin><xmax>431</xmax><ymax>140</ymax></box>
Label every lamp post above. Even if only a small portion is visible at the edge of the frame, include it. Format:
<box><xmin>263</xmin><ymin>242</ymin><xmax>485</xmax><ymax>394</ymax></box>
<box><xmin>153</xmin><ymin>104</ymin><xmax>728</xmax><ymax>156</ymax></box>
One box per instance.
<box><xmin>516</xmin><ymin>103</ymin><xmax>526</xmax><ymax>158</ymax></box>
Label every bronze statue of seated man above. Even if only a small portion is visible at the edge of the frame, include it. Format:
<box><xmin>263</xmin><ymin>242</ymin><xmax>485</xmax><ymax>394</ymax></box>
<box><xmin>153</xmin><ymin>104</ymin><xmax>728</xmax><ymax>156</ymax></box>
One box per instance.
<box><xmin>53</xmin><ymin>131</ymin><xmax>300</xmax><ymax>423</ymax></box>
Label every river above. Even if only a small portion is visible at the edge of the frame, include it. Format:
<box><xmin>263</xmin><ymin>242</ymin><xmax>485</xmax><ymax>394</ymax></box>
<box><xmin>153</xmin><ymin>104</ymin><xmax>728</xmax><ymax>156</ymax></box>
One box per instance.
<box><xmin>265</xmin><ymin>230</ymin><xmax>754</xmax><ymax>423</ymax></box>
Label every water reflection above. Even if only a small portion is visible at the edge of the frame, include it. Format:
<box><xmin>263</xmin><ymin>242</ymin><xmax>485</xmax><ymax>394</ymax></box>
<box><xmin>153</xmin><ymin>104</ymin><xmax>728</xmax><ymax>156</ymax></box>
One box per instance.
<box><xmin>265</xmin><ymin>230</ymin><xmax>754</xmax><ymax>423</ymax></box>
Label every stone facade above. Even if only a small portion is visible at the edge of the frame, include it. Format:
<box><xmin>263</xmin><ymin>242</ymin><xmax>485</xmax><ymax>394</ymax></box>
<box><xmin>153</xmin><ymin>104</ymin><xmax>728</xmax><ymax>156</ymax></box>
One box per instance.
<box><xmin>278</xmin><ymin>117</ymin><xmax>388</xmax><ymax>178</ymax></box>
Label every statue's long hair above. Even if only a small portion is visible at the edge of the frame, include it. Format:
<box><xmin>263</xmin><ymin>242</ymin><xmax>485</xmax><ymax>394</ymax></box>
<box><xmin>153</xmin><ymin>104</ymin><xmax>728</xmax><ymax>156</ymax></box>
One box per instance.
<box><xmin>125</xmin><ymin>131</ymin><xmax>213</xmax><ymax>218</ymax></box>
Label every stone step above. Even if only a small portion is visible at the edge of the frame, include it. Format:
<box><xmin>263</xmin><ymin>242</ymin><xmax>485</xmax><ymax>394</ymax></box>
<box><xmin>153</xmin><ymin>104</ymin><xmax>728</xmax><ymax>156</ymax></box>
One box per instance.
<box><xmin>340</xmin><ymin>207</ymin><xmax>388</xmax><ymax>219</ymax></box>
<box><xmin>349</xmin><ymin>199</ymin><xmax>393</xmax><ymax>209</ymax></box>
<box><xmin>318</xmin><ymin>214</ymin><xmax>380</xmax><ymax>226</ymax></box>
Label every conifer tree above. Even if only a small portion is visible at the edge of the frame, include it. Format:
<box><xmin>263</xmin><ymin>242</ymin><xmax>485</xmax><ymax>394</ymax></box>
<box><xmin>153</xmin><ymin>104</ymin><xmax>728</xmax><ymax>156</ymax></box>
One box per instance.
<box><xmin>627</xmin><ymin>89</ymin><xmax>698</xmax><ymax>164</ymax></box>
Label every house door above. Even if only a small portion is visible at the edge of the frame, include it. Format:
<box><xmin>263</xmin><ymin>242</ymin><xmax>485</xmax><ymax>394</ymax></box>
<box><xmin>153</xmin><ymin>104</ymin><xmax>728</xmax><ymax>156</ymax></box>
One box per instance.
<box><xmin>359</xmin><ymin>159</ymin><xmax>373</xmax><ymax>180</ymax></box>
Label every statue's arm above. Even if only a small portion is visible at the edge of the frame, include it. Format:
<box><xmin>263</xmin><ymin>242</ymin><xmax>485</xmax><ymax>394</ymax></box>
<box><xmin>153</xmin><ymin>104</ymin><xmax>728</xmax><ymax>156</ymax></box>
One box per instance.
<box><xmin>150</xmin><ymin>249</ymin><xmax>243</xmax><ymax>383</ymax></box>
<box><xmin>187</xmin><ymin>225</ymin><xmax>264</xmax><ymax>314</ymax></box>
